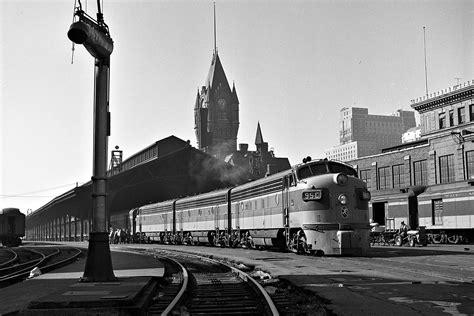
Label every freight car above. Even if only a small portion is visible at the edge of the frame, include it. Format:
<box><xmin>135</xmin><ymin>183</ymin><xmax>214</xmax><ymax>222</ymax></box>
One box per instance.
<box><xmin>0</xmin><ymin>208</ymin><xmax>25</xmax><ymax>247</ymax></box>
<box><xmin>130</xmin><ymin>158</ymin><xmax>371</xmax><ymax>255</ymax></box>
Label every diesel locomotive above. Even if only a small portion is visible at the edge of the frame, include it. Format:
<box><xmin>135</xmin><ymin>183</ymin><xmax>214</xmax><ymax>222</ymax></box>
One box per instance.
<box><xmin>130</xmin><ymin>158</ymin><xmax>371</xmax><ymax>255</ymax></box>
<box><xmin>0</xmin><ymin>208</ymin><xmax>25</xmax><ymax>247</ymax></box>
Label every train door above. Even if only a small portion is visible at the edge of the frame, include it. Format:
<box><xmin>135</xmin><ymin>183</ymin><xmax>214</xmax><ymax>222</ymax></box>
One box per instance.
<box><xmin>131</xmin><ymin>209</ymin><xmax>138</xmax><ymax>235</ymax></box>
<box><xmin>408</xmin><ymin>196</ymin><xmax>419</xmax><ymax>229</ymax></box>
<box><xmin>172</xmin><ymin>201</ymin><xmax>177</xmax><ymax>234</ymax></box>
<box><xmin>213</xmin><ymin>206</ymin><xmax>218</xmax><ymax>230</ymax></box>
<box><xmin>227</xmin><ymin>191</ymin><xmax>232</xmax><ymax>235</ymax></box>
<box><xmin>235</xmin><ymin>201</ymin><xmax>243</xmax><ymax>230</ymax></box>
<box><xmin>177</xmin><ymin>211</ymin><xmax>183</xmax><ymax>232</ymax></box>
<box><xmin>138</xmin><ymin>211</ymin><xmax>142</xmax><ymax>233</ymax></box>
<box><xmin>282</xmin><ymin>175</ymin><xmax>291</xmax><ymax>245</ymax></box>
<box><xmin>223</xmin><ymin>206</ymin><xmax>229</xmax><ymax>232</ymax></box>
<box><xmin>8</xmin><ymin>216</ymin><xmax>16</xmax><ymax>234</ymax></box>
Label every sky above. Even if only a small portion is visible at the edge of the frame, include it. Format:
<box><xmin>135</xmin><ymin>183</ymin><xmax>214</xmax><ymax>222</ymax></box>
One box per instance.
<box><xmin>1</xmin><ymin>0</ymin><xmax>473</xmax><ymax>213</ymax></box>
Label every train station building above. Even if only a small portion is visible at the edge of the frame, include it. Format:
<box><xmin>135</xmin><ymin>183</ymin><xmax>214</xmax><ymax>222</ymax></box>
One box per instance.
<box><xmin>348</xmin><ymin>81</ymin><xmax>474</xmax><ymax>242</ymax></box>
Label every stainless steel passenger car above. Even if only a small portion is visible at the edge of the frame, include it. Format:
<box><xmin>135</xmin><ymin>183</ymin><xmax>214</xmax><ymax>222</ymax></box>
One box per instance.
<box><xmin>130</xmin><ymin>159</ymin><xmax>371</xmax><ymax>255</ymax></box>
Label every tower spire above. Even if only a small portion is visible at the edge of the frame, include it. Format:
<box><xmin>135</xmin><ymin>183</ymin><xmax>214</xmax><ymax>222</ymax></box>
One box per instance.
<box><xmin>255</xmin><ymin>122</ymin><xmax>264</xmax><ymax>145</ymax></box>
<box><xmin>213</xmin><ymin>2</ymin><xmax>217</xmax><ymax>55</ymax></box>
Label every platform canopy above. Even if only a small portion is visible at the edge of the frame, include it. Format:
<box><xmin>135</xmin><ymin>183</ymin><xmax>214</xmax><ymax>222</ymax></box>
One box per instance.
<box><xmin>26</xmin><ymin>136</ymin><xmax>247</xmax><ymax>227</ymax></box>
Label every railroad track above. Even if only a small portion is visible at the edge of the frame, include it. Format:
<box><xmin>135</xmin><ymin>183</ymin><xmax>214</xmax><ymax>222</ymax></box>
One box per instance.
<box><xmin>142</xmin><ymin>249</ymin><xmax>279</xmax><ymax>315</ymax></box>
<box><xmin>0</xmin><ymin>246</ymin><xmax>83</xmax><ymax>288</ymax></box>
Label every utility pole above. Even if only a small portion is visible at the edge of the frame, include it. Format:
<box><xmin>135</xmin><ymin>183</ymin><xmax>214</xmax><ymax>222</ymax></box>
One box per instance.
<box><xmin>423</xmin><ymin>26</ymin><xmax>429</xmax><ymax>97</ymax></box>
<box><xmin>68</xmin><ymin>0</ymin><xmax>115</xmax><ymax>282</ymax></box>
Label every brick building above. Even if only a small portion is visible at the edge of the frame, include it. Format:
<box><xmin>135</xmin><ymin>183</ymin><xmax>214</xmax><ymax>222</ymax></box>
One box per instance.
<box><xmin>349</xmin><ymin>81</ymin><xmax>474</xmax><ymax>241</ymax></box>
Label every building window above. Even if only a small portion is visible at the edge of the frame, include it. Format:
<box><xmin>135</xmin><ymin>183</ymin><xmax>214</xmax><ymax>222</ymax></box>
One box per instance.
<box><xmin>439</xmin><ymin>154</ymin><xmax>455</xmax><ymax>183</ymax></box>
<box><xmin>438</xmin><ymin>112</ymin><xmax>446</xmax><ymax>129</ymax></box>
<box><xmin>392</xmin><ymin>164</ymin><xmax>404</xmax><ymax>188</ymax></box>
<box><xmin>449</xmin><ymin>110</ymin><xmax>454</xmax><ymax>126</ymax></box>
<box><xmin>458</xmin><ymin>107</ymin><xmax>465</xmax><ymax>124</ymax></box>
<box><xmin>432</xmin><ymin>199</ymin><xmax>443</xmax><ymax>225</ymax></box>
<box><xmin>360</xmin><ymin>169</ymin><xmax>371</xmax><ymax>189</ymax></box>
<box><xmin>466</xmin><ymin>151</ymin><xmax>474</xmax><ymax>179</ymax></box>
<box><xmin>413</xmin><ymin>160</ymin><xmax>427</xmax><ymax>186</ymax></box>
<box><xmin>470</xmin><ymin>104</ymin><xmax>474</xmax><ymax>122</ymax></box>
<box><xmin>377</xmin><ymin>166</ymin><xmax>390</xmax><ymax>190</ymax></box>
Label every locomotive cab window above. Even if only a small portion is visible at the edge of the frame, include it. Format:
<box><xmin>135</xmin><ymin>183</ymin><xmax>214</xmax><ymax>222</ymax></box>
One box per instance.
<box><xmin>297</xmin><ymin>162</ymin><xmax>357</xmax><ymax>180</ymax></box>
<box><xmin>282</xmin><ymin>174</ymin><xmax>296</xmax><ymax>187</ymax></box>
<box><xmin>297</xmin><ymin>163</ymin><xmax>327</xmax><ymax>180</ymax></box>
<box><xmin>327</xmin><ymin>162</ymin><xmax>358</xmax><ymax>177</ymax></box>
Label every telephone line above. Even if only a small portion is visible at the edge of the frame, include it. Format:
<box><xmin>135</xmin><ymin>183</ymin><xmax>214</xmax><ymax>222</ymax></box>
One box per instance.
<box><xmin>0</xmin><ymin>182</ymin><xmax>81</xmax><ymax>199</ymax></box>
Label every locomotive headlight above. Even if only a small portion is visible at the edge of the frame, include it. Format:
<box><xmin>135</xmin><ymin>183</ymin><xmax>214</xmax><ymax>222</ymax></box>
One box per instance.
<box><xmin>334</xmin><ymin>173</ymin><xmax>348</xmax><ymax>186</ymax></box>
<box><xmin>337</xmin><ymin>194</ymin><xmax>348</xmax><ymax>205</ymax></box>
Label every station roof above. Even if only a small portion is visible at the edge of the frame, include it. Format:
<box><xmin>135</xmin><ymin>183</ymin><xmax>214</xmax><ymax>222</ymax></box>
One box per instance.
<box><xmin>26</xmin><ymin>137</ymin><xmax>246</xmax><ymax>226</ymax></box>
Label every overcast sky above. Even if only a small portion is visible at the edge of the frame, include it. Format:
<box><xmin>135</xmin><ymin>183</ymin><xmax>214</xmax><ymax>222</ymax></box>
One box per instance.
<box><xmin>1</xmin><ymin>0</ymin><xmax>472</xmax><ymax>213</ymax></box>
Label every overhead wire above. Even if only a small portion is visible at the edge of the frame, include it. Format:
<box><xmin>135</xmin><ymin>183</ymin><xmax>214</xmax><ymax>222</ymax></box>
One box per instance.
<box><xmin>0</xmin><ymin>183</ymin><xmax>82</xmax><ymax>199</ymax></box>
<box><xmin>70</xmin><ymin>0</ymin><xmax>77</xmax><ymax>64</ymax></box>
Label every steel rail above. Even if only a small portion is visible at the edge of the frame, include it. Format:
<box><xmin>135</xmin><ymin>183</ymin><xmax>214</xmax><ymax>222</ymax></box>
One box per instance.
<box><xmin>160</xmin><ymin>256</ymin><xmax>188</xmax><ymax>316</ymax></box>
<box><xmin>0</xmin><ymin>247</ymin><xmax>80</xmax><ymax>286</ymax></box>
<box><xmin>194</xmin><ymin>254</ymin><xmax>280</xmax><ymax>316</ymax></box>
<box><xmin>37</xmin><ymin>247</ymin><xmax>83</xmax><ymax>274</ymax></box>
<box><xmin>0</xmin><ymin>248</ymin><xmax>18</xmax><ymax>268</ymax></box>
<box><xmin>158</xmin><ymin>249</ymin><xmax>279</xmax><ymax>316</ymax></box>
<box><xmin>0</xmin><ymin>248</ymin><xmax>46</xmax><ymax>278</ymax></box>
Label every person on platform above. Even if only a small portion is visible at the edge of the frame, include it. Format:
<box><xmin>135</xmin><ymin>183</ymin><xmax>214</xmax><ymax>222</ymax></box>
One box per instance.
<box><xmin>399</xmin><ymin>221</ymin><xmax>409</xmax><ymax>238</ymax></box>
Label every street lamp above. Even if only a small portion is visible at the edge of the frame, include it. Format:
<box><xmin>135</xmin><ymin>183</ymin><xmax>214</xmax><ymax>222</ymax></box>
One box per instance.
<box><xmin>68</xmin><ymin>1</ymin><xmax>116</xmax><ymax>282</ymax></box>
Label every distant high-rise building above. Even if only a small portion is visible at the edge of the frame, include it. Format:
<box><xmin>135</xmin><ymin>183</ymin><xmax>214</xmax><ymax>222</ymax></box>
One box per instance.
<box><xmin>194</xmin><ymin>52</ymin><xmax>240</xmax><ymax>159</ymax></box>
<box><xmin>325</xmin><ymin>107</ymin><xmax>416</xmax><ymax>161</ymax></box>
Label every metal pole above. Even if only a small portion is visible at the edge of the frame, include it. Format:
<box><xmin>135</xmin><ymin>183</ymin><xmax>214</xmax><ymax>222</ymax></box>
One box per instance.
<box><xmin>68</xmin><ymin>3</ymin><xmax>115</xmax><ymax>282</ymax></box>
<box><xmin>423</xmin><ymin>26</ymin><xmax>429</xmax><ymax>97</ymax></box>
<box><xmin>82</xmin><ymin>56</ymin><xmax>116</xmax><ymax>282</ymax></box>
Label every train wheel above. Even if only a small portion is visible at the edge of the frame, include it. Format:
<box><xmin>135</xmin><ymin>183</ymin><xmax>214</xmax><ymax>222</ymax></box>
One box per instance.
<box><xmin>395</xmin><ymin>235</ymin><xmax>403</xmax><ymax>247</ymax></box>
<box><xmin>314</xmin><ymin>250</ymin><xmax>324</xmax><ymax>256</ymax></box>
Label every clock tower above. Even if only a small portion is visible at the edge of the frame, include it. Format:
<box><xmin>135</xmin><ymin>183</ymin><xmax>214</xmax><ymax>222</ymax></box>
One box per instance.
<box><xmin>194</xmin><ymin>52</ymin><xmax>240</xmax><ymax>159</ymax></box>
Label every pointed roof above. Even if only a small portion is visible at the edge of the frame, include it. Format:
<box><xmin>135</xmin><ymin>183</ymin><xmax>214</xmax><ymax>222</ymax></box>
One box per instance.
<box><xmin>232</xmin><ymin>82</ymin><xmax>239</xmax><ymax>105</ymax></box>
<box><xmin>255</xmin><ymin>122</ymin><xmax>264</xmax><ymax>145</ymax></box>
<box><xmin>206</xmin><ymin>52</ymin><xmax>231</xmax><ymax>92</ymax></box>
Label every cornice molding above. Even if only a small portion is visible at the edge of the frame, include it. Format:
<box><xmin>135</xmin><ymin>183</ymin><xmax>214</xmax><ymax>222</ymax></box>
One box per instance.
<box><xmin>411</xmin><ymin>86</ymin><xmax>473</xmax><ymax>113</ymax></box>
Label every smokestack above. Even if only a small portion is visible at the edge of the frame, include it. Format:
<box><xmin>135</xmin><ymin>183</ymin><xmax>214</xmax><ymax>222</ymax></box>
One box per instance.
<box><xmin>239</xmin><ymin>143</ymin><xmax>248</xmax><ymax>153</ymax></box>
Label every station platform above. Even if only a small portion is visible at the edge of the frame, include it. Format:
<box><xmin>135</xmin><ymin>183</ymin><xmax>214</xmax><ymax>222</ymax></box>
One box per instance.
<box><xmin>0</xmin><ymin>245</ymin><xmax>165</xmax><ymax>315</ymax></box>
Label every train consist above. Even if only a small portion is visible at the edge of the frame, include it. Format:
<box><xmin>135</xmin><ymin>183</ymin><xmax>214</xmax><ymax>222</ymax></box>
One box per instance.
<box><xmin>130</xmin><ymin>158</ymin><xmax>372</xmax><ymax>255</ymax></box>
<box><xmin>0</xmin><ymin>208</ymin><xmax>25</xmax><ymax>247</ymax></box>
